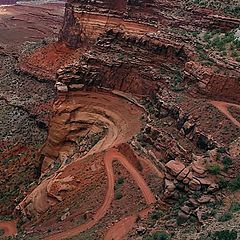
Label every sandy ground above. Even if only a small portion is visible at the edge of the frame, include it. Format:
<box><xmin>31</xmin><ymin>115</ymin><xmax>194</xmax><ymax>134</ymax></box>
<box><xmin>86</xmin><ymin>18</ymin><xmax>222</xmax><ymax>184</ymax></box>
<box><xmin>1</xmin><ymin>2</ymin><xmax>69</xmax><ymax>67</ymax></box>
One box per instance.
<box><xmin>0</xmin><ymin>2</ymin><xmax>64</xmax><ymax>46</ymax></box>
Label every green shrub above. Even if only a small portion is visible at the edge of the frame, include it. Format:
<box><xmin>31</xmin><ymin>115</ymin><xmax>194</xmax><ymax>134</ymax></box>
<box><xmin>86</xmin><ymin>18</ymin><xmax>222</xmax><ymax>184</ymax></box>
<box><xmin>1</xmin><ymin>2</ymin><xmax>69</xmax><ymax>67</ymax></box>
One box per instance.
<box><xmin>144</xmin><ymin>231</ymin><xmax>170</xmax><ymax>240</ymax></box>
<box><xmin>208</xmin><ymin>164</ymin><xmax>221</xmax><ymax>175</ymax></box>
<box><xmin>217</xmin><ymin>147</ymin><xmax>226</xmax><ymax>153</ymax></box>
<box><xmin>234</xmin><ymin>39</ymin><xmax>240</xmax><ymax>48</ymax></box>
<box><xmin>218</xmin><ymin>212</ymin><xmax>233</xmax><ymax>222</ymax></box>
<box><xmin>204</xmin><ymin>32</ymin><xmax>211</xmax><ymax>42</ymax></box>
<box><xmin>213</xmin><ymin>230</ymin><xmax>237</xmax><ymax>240</ymax></box>
<box><xmin>216</xmin><ymin>154</ymin><xmax>221</xmax><ymax>161</ymax></box>
<box><xmin>192</xmin><ymin>31</ymin><xmax>198</xmax><ymax>37</ymax></box>
<box><xmin>117</xmin><ymin>177</ymin><xmax>124</xmax><ymax>185</ymax></box>
<box><xmin>153</xmin><ymin>231</ymin><xmax>170</xmax><ymax>240</ymax></box>
<box><xmin>53</xmin><ymin>162</ymin><xmax>61</xmax><ymax>172</ymax></box>
<box><xmin>229</xmin><ymin>175</ymin><xmax>240</xmax><ymax>192</ymax></box>
<box><xmin>231</xmin><ymin>50</ymin><xmax>238</xmax><ymax>58</ymax></box>
<box><xmin>115</xmin><ymin>191</ymin><xmax>123</xmax><ymax>200</ymax></box>
<box><xmin>222</xmin><ymin>156</ymin><xmax>233</xmax><ymax>170</ymax></box>
<box><xmin>115</xmin><ymin>177</ymin><xmax>125</xmax><ymax>190</ymax></box>
<box><xmin>211</xmin><ymin>36</ymin><xmax>225</xmax><ymax>51</ymax></box>
<box><xmin>230</xmin><ymin>202</ymin><xmax>240</xmax><ymax>213</ymax></box>
<box><xmin>224</xmin><ymin>32</ymin><xmax>235</xmax><ymax>43</ymax></box>
<box><xmin>150</xmin><ymin>210</ymin><xmax>164</xmax><ymax>221</ymax></box>
<box><xmin>218</xmin><ymin>178</ymin><xmax>229</xmax><ymax>189</ymax></box>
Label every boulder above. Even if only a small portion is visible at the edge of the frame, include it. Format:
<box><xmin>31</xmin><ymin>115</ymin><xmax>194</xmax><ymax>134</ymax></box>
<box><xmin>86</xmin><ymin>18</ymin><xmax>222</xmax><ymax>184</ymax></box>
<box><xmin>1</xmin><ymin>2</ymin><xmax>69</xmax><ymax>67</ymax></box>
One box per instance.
<box><xmin>198</xmin><ymin>195</ymin><xmax>212</xmax><ymax>204</ymax></box>
<box><xmin>189</xmin><ymin>178</ymin><xmax>201</xmax><ymax>190</ymax></box>
<box><xmin>183</xmin><ymin>171</ymin><xmax>193</xmax><ymax>184</ymax></box>
<box><xmin>207</xmin><ymin>183</ymin><xmax>219</xmax><ymax>193</ymax></box>
<box><xmin>191</xmin><ymin>158</ymin><xmax>206</xmax><ymax>175</ymax></box>
<box><xmin>136</xmin><ymin>226</ymin><xmax>147</xmax><ymax>235</ymax></box>
<box><xmin>208</xmin><ymin>149</ymin><xmax>218</xmax><ymax>162</ymax></box>
<box><xmin>164</xmin><ymin>189</ymin><xmax>175</xmax><ymax>198</ymax></box>
<box><xmin>195</xmin><ymin>209</ymin><xmax>204</xmax><ymax>223</ymax></box>
<box><xmin>177</xmin><ymin>210</ymin><xmax>189</xmax><ymax>224</ymax></box>
<box><xmin>177</xmin><ymin>167</ymin><xmax>190</xmax><ymax>181</ymax></box>
<box><xmin>195</xmin><ymin>176</ymin><xmax>214</xmax><ymax>186</ymax></box>
<box><xmin>61</xmin><ymin>211</ymin><xmax>70</xmax><ymax>221</ymax></box>
<box><xmin>165</xmin><ymin>179</ymin><xmax>175</xmax><ymax>192</ymax></box>
<box><xmin>165</xmin><ymin>173</ymin><xmax>174</xmax><ymax>181</ymax></box>
<box><xmin>166</xmin><ymin>160</ymin><xmax>185</xmax><ymax>176</ymax></box>
<box><xmin>188</xmin><ymin>198</ymin><xmax>199</xmax><ymax>209</ymax></box>
<box><xmin>180</xmin><ymin>205</ymin><xmax>191</xmax><ymax>214</ymax></box>
<box><xmin>165</xmin><ymin>219</ymin><xmax>177</xmax><ymax>228</ymax></box>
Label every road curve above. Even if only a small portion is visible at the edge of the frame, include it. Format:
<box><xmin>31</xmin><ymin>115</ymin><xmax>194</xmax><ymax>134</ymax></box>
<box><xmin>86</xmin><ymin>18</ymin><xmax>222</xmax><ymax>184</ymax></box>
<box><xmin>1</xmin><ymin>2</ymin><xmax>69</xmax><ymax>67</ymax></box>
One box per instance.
<box><xmin>17</xmin><ymin>91</ymin><xmax>143</xmax><ymax>217</ymax></box>
<box><xmin>43</xmin><ymin>148</ymin><xmax>156</xmax><ymax>240</ymax></box>
<box><xmin>211</xmin><ymin>101</ymin><xmax>240</xmax><ymax>128</ymax></box>
<box><xmin>0</xmin><ymin>220</ymin><xmax>17</xmax><ymax>237</ymax></box>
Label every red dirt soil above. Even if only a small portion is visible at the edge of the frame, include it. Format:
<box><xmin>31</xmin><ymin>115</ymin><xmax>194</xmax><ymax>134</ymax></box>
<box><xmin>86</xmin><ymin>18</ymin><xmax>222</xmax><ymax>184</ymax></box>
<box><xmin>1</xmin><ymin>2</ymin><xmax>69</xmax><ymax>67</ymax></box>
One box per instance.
<box><xmin>19</xmin><ymin>42</ymin><xmax>86</xmax><ymax>80</ymax></box>
<box><xmin>104</xmin><ymin>208</ymin><xmax>150</xmax><ymax>240</ymax></box>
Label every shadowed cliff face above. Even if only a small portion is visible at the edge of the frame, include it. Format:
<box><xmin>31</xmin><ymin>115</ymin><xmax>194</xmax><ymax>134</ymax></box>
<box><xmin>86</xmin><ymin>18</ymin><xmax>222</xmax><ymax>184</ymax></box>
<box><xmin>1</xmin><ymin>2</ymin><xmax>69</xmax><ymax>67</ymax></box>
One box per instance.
<box><xmin>59</xmin><ymin>3</ymin><xmax>82</xmax><ymax>48</ymax></box>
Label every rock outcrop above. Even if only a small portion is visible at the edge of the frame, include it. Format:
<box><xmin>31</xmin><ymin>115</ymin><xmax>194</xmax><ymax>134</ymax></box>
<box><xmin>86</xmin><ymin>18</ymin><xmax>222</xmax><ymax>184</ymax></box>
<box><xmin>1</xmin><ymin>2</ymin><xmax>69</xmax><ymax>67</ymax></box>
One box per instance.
<box><xmin>185</xmin><ymin>61</ymin><xmax>240</xmax><ymax>102</ymax></box>
<box><xmin>59</xmin><ymin>3</ymin><xmax>83</xmax><ymax>48</ymax></box>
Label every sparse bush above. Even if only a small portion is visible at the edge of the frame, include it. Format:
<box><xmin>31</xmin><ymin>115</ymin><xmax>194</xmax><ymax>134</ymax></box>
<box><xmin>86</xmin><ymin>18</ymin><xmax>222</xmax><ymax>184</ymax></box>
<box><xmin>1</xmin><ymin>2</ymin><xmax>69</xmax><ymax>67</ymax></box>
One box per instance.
<box><xmin>115</xmin><ymin>191</ymin><xmax>123</xmax><ymax>200</ymax></box>
<box><xmin>117</xmin><ymin>177</ymin><xmax>124</xmax><ymax>185</ymax></box>
<box><xmin>230</xmin><ymin>202</ymin><xmax>240</xmax><ymax>213</ymax></box>
<box><xmin>204</xmin><ymin>32</ymin><xmax>211</xmax><ymax>42</ymax></box>
<box><xmin>150</xmin><ymin>210</ymin><xmax>164</xmax><ymax>221</ymax></box>
<box><xmin>234</xmin><ymin>39</ymin><xmax>240</xmax><ymax>48</ymax></box>
<box><xmin>218</xmin><ymin>178</ymin><xmax>229</xmax><ymax>189</ymax></box>
<box><xmin>229</xmin><ymin>175</ymin><xmax>240</xmax><ymax>192</ymax></box>
<box><xmin>192</xmin><ymin>31</ymin><xmax>198</xmax><ymax>37</ymax></box>
<box><xmin>217</xmin><ymin>147</ymin><xmax>227</xmax><ymax>153</ymax></box>
<box><xmin>207</xmin><ymin>164</ymin><xmax>221</xmax><ymax>175</ymax></box>
<box><xmin>213</xmin><ymin>230</ymin><xmax>237</xmax><ymax>240</ymax></box>
<box><xmin>144</xmin><ymin>231</ymin><xmax>170</xmax><ymax>240</ymax></box>
<box><xmin>203</xmin><ymin>61</ymin><xmax>214</xmax><ymax>66</ymax></box>
<box><xmin>231</xmin><ymin>49</ymin><xmax>238</xmax><ymax>58</ymax></box>
<box><xmin>178</xmin><ymin>193</ymin><xmax>188</xmax><ymax>205</ymax></box>
<box><xmin>218</xmin><ymin>212</ymin><xmax>233</xmax><ymax>222</ymax></box>
<box><xmin>216</xmin><ymin>154</ymin><xmax>221</xmax><ymax>161</ymax></box>
<box><xmin>222</xmin><ymin>156</ymin><xmax>233</xmax><ymax>170</ymax></box>
<box><xmin>206</xmin><ymin>200</ymin><xmax>223</xmax><ymax>209</ymax></box>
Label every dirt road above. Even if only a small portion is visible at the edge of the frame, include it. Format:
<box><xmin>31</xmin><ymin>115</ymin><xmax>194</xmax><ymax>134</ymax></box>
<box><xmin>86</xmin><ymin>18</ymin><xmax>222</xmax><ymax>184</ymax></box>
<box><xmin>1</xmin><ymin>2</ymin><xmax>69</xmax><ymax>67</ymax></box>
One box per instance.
<box><xmin>211</xmin><ymin>101</ymin><xmax>240</xmax><ymax>128</ymax></box>
<box><xmin>43</xmin><ymin>148</ymin><xmax>156</xmax><ymax>240</ymax></box>
<box><xmin>0</xmin><ymin>220</ymin><xmax>17</xmax><ymax>237</ymax></box>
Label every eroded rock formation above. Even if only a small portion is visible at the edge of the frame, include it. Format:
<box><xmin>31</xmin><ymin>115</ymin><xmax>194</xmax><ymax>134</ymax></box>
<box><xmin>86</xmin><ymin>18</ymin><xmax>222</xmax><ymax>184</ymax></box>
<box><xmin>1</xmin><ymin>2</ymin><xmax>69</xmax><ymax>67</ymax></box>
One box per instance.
<box><xmin>1</xmin><ymin>0</ymin><xmax>240</xmax><ymax>239</ymax></box>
